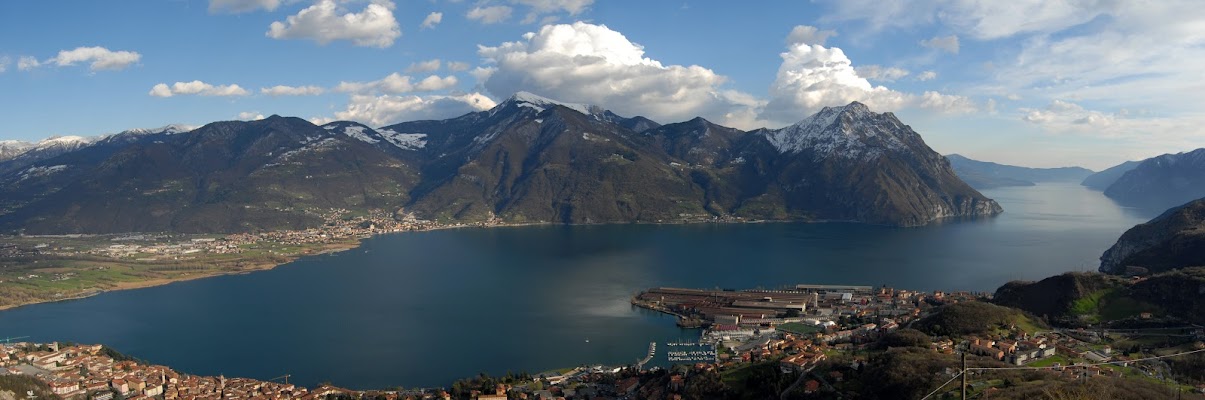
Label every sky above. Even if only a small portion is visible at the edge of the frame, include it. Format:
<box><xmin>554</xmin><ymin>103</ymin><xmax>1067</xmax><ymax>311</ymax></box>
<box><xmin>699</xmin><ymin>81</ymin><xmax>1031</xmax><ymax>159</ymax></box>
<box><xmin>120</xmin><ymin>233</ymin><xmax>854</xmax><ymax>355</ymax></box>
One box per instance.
<box><xmin>2</xmin><ymin>0</ymin><xmax>1203</xmax><ymax>170</ymax></box>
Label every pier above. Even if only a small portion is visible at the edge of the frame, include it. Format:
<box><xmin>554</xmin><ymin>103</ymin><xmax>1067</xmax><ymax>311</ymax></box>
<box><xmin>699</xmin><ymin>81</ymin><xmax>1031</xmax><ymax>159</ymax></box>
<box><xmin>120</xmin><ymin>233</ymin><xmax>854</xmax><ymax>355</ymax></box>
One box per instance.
<box><xmin>635</xmin><ymin>342</ymin><xmax>656</xmax><ymax>370</ymax></box>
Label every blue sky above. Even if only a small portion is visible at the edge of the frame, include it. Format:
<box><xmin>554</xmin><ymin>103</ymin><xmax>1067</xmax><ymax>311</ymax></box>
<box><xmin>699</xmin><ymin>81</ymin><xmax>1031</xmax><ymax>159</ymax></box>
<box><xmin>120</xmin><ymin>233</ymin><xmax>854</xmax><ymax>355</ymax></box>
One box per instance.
<box><xmin>2</xmin><ymin>0</ymin><xmax>1202</xmax><ymax>170</ymax></box>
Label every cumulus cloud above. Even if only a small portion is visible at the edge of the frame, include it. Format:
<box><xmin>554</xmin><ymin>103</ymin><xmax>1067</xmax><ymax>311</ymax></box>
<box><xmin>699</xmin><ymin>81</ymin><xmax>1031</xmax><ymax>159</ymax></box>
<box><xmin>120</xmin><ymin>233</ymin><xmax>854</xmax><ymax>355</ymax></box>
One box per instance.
<box><xmin>920</xmin><ymin>35</ymin><xmax>959</xmax><ymax>54</ymax></box>
<box><xmin>916</xmin><ymin>70</ymin><xmax>938</xmax><ymax>81</ymax></box>
<box><xmin>918</xmin><ymin>91</ymin><xmax>977</xmax><ymax>114</ymax></box>
<box><xmin>415</xmin><ymin>75</ymin><xmax>458</xmax><ymax>91</ymax></box>
<box><xmin>332</xmin><ymin>93</ymin><xmax>497</xmax><ymax>126</ymax></box>
<box><xmin>237</xmin><ymin>111</ymin><xmax>267</xmax><ymax>120</ymax></box>
<box><xmin>478</xmin><ymin>22</ymin><xmax>752</xmax><ymax>125</ymax></box>
<box><xmin>420</xmin><ymin>12</ymin><xmax>443</xmax><ymax>29</ymax></box>
<box><xmin>446</xmin><ymin>61</ymin><xmax>471</xmax><ymax>72</ymax></box>
<box><xmin>786</xmin><ymin>25</ymin><xmax>838</xmax><ymax>46</ymax></box>
<box><xmin>0</xmin><ymin>56</ymin><xmax>9</xmax><ymax>73</ymax></box>
<box><xmin>149</xmin><ymin>81</ymin><xmax>250</xmax><ymax>97</ymax></box>
<box><xmin>29</xmin><ymin>46</ymin><xmax>142</xmax><ymax>71</ymax></box>
<box><xmin>854</xmin><ymin>65</ymin><xmax>910</xmax><ymax>82</ymax></box>
<box><xmin>467</xmin><ymin>6</ymin><xmax>513</xmax><ymax>24</ymax></box>
<box><xmin>759</xmin><ymin>43</ymin><xmax>911</xmax><ymax>124</ymax></box>
<box><xmin>17</xmin><ymin>56</ymin><xmax>40</xmax><ymax>71</ymax></box>
<box><xmin>1021</xmin><ymin>100</ymin><xmax>1109</xmax><ymax>126</ymax></box>
<box><xmin>267</xmin><ymin>0</ymin><xmax>401</xmax><ymax>48</ymax></box>
<box><xmin>260</xmin><ymin>85</ymin><xmax>325</xmax><ymax>96</ymax></box>
<box><xmin>759</xmin><ymin>40</ymin><xmax>980</xmax><ymax>125</ymax></box>
<box><xmin>335</xmin><ymin>73</ymin><xmax>457</xmax><ymax>94</ymax></box>
<box><xmin>405</xmin><ymin>59</ymin><xmax>441</xmax><ymax>73</ymax></box>
<box><xmin>209</xmin><ymin>0</ymin><xmax>280</xmax><ymax>13</ymax></box>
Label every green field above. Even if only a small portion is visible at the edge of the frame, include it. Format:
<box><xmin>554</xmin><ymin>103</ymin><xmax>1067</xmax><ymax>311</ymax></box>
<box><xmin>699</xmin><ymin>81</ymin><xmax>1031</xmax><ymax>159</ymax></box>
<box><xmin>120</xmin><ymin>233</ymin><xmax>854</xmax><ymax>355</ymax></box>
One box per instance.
<box><xmin>778</xmin><ymin>322</ymin><xmax>824</xmax><ymax>335</ymax></box>
<box><xmin>0</xmin><ymin>236</ymin><xmax>358</xmax><ymax>309</ymax></box>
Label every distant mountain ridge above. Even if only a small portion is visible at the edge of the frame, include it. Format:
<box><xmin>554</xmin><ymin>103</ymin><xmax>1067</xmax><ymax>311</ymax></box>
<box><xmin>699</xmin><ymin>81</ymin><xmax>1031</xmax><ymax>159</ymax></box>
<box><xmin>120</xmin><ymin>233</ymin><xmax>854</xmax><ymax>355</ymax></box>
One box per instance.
<box><xmin>0</xmin><ymin>93</ymin><xmax>1001</xmax><ymax>233</ymax></box>
<box><xmin>1081</xmin><ymin>160</ymin><xmax>1141</xmax><ymax>190</ymax></box>
<box><xmin>1102</xmin><ymin>149</ymin><xmax>1205</xmax><ymax>212</ymax></box>
<box><xmin>945</xmin><ymin>154</ymin><xmax>1093</xmax><ymax>189</ymax></box>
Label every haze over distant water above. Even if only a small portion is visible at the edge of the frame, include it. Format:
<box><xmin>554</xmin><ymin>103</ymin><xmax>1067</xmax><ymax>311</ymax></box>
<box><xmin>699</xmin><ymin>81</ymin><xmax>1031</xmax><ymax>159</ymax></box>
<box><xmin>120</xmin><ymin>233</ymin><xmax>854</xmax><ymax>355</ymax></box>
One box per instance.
<box><xmin>0</xmin><ymin>183</ymin><xmax>1154</xmax><ymax>389</ymax></box>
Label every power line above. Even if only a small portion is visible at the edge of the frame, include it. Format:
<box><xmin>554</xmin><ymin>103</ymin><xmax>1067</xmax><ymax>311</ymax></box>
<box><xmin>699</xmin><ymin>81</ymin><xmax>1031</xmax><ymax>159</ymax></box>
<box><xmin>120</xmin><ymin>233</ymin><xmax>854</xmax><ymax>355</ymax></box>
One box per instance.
<box><xmin>966</xmin><ymin>348</ymin><xmax>1205</xmax><ymax>371</ymax></box>
<box><xmin>919</xmin><ymin>371</ymin><xmax>964</xmax><ymax>400</ymax></box>
<box><xmin>919</xmin><ymin>348</ymin><xmax>1205</xmax><ymax>399</ymax></box>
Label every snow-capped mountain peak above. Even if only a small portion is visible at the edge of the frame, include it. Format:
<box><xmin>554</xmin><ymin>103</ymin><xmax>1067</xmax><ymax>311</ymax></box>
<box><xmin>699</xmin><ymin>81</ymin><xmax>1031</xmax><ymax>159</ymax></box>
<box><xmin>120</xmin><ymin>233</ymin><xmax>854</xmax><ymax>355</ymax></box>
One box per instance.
<box><xmin>762</xmin><ymin>101</ymin><xmax>909</xmax><ymax>160</ymax></box>
<box><xmin>121</xmin><ymin>124</ymin><xmax>196</xmax><ymax>136</ymax></box>
<box><xmin>506</xmin><ymin>91</ymin><xmax>598</xmax><ymax>115</ymax></box>
<box><xmin>35</xmin><ymin>135</ymin><xmax>92</xmax><ymax>149</ymax></box>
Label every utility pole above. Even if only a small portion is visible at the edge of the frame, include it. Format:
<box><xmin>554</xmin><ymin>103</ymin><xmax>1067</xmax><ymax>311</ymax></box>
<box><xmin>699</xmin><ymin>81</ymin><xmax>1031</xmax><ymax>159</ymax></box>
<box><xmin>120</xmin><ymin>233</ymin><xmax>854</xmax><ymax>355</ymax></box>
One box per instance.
<box><xmin>961</xmin><ymin>352</ymin><xmax>968</xmax><ymax>400</ymax></box>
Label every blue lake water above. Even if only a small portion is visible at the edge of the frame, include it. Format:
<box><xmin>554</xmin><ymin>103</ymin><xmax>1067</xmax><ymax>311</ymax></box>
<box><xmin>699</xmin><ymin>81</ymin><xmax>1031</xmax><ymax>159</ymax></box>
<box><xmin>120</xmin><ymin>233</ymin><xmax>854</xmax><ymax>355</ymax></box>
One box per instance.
<box><xmin>0</xmin><ymin>183</ymin><xmax>1157</xmax><ymax>389</ymax></box>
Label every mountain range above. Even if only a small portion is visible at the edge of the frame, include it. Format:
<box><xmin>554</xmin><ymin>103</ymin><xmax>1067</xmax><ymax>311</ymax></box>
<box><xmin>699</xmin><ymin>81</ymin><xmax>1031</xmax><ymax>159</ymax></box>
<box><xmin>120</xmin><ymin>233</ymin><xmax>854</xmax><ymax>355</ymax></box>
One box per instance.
<box><xmin>1080</xmin><ymin>148</ymin><xmax>1205</xmax><ymax>212</ymax></box>
<box><xmin>0</xmin><ymin>92</ymin><xmax>1001</xmax><ymax>234</ymax></box>
<box><xmin>1101</xmin><ymin>149</ymin><xmax>1205</xmax><ymax>211</ymax></box>
<box><xmin>945</xmin><ymin>154</ymin><xmax>1094</xmax><ymax>189</ymax></box>
<box><xmin>1080</xmin><ymin>160</ymin><xmax>1141</xmax><ymax>191</ymax></box>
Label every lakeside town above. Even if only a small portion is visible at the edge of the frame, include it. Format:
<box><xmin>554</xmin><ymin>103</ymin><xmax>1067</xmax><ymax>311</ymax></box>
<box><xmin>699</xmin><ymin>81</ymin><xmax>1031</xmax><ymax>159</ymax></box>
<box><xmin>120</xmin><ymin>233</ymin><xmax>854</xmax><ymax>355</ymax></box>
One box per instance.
<box><xmin>5</xmin><ymin>282</ymin><xmax>1204</xmax><ymax>399</ymax></box>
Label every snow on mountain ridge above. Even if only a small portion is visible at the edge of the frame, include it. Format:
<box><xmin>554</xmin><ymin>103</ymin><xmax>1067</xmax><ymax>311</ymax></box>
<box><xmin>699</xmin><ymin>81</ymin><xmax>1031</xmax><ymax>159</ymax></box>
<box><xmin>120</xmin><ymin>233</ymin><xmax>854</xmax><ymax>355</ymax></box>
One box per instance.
<box><xmin>319</xmin><ymin>121</ymin><xmax>428</xmax><ymax>150</ymax></box>
<box><xmin>507</xmin><ymin>91</ymin><xmax>597</xmax><ymax>115</ymax></box>
<box><xmin>121</xmin><ymin>124</ymin><xmax>196</xmax><ymax>136</ymax></box>
<box><xmin>378</xmin><ymin>129</ymin><xmax>427</xmax><ymax>150</ymax></box>
<box><xmin>762</xmin><ymin>101</ymin><xmax>908</xmax><ymax>161</ymax></box>
<box><xmin>341</xmin><ymin>125</ymin><xmax>380</xmax><ymax>144</ymax></box>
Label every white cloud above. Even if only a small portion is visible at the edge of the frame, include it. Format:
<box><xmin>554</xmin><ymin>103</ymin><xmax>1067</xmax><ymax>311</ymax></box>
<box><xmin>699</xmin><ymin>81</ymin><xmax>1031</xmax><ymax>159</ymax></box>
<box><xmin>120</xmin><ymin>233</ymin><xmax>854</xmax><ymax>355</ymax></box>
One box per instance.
<box><xmin>918</xmin><ymin>91</ymin><xmax>977</xmax><ymax>114</ymax></box>
<box><xmin>470</xmin><ymin>66</ymin><xmax>496</xmax><ymax>82</ymax></box>
<box><xmin>512</xmin><ymin>0</ymin><xmax>592</xmax><ymax>15</ymax></box>
<box><xmin>208</xmin><ymin>0</ymin><xmax>280</xmax><ymax>13</ymax></box>
<box><xmin>1021</xmin><ymin>100</ymin><xmax>1110</xmax><ymax>127</ymax></box>
<box><xmin>920</xmin><ymin>35</ymin><xmax>959</xmax><ymax>54</ymax></box>
<box><xmin>420</xmin><ymin>12</ymin><xmax>443</xmax><ymax>29</ymax></box>
<box><xmin>406</xmin><ymin>59</ymin><xmax>441</xmax><ymax>73</ymax></box>
<box><xmin>260</xmin><ymin>85</ymin><xmax>325</xmax><ymax>96</ymax></box>
<box><xmin>332</xmin><ymin>92</ymin><xmax>497</xmax><ymax>126</ymax></box>
<box><xmin>512</xmin><ymin>0</ymin><xmax>593</xmax><ymax>23</ymax></box>
<box><xmin>478</xmin><ymin>22</ymin><xmax>752</xmax><ymax>125</ymax></box>
<box><xmin>415</xmin><ymin>75</ymin><xmax>458</xmax><ymax>91</ymax></box>
<box><xmin>467</xmin><ymin>6</ymin><xmax>513</xmax><ymax>24</ymax></box>
<box><xmin>786</xmin><ymin>25</ymin><xmax>837</xmax><ymax>46</ymax></box>
<box><xmin>267</xmin><ymin>0</ymin><xmax>401</xmax><ymax>48</ymax></box>
<box><xmin>446</xmin><ymin>61</ymin><xmax>471</xmax><ymax>72</ymax></box>
<box><xmin>335</xmin><ymin>73</ymin><xmax>457</xmax><ymax>94</ymax></box>
<box><xmin>309</xmin><ymin>116</ymin><xmax>337</xmax><ymax>125</ymax></box>
<box><xmin>0</xmin><ymin>56</ymin><xmax>9</xmax><ymax>73</ymax></box>
<box><xmin>237</xmin><ymin>111</ymin><xmax>267</xmax><ymax>120</ymax></box>
<box><xmin>854</xmin><ymin>65</ymin><xmax>910</xmax><ymax>82</ymax></box>
<box><xmin>17</xmin><ymin>56</ymin><xmax>40</xmax><ymax>71</ymax></box>
<box><xmin>44</xmin><ymin>46</ymin><xmax>142</xmax><ymax>71</ymax></box>
<box><xmin>916</xmin><ymin>70</ymin><xmax>938</xmax><ymax>81</ymax></box>
<box><xmin>1016</xmin><ymin>100</ymin><xmax>1201</xmax><ymax>144</ymax></box>
<box><xmin>759</xmin><ymin>43</ymin><xmax>910</xmax><ymax>125</ymax></box>
<box><xmin>149</xmin><ymin>81</ymin><xmax>250</xmax><ymax>97</ymax></box>
<box><xmin>760</xmin><ymin>39</ymin><xmax>980</xmax><ymax>125</ymax></box>
<box><xmin>823</xmin><ymin>0</ymin><xmax>1111</xmax><ymax>40</ymax></box>
<box><xmin>335</xmin><ymin>73</ymin><xmax>414</xmax><ymax>94</ymax></box>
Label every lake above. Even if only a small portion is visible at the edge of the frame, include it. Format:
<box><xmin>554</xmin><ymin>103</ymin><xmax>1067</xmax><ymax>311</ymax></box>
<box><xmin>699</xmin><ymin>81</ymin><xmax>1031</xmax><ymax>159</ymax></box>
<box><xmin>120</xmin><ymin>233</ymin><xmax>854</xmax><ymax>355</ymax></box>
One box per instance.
<box><xmin>0</xmin><ymin>183</ymin><xmax>1157</xmax><ymax>389</ymax></box>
